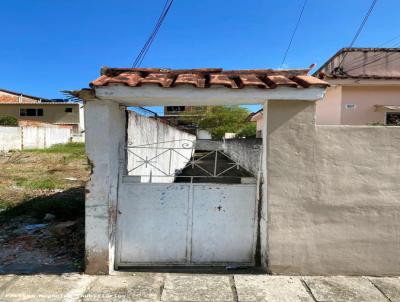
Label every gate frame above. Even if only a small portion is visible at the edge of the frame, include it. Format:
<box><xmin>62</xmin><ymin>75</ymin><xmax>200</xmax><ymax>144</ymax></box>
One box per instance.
<box><xmin>82</xmin><ymin>85</ymin><xmax>327</xmax><ymax>274</ymax></box>
<box><xmin>115</xmin><ymin>181</ymin><xmax>259</xmax><ymax>268</ymax></box>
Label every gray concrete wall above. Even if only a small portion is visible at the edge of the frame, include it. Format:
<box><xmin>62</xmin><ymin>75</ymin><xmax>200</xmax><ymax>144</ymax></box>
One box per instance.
<box><xmin>267</xmin><ymin>100</ymin><xmax>400</xmax><ymax>275</ymax></box>
<box><xmin>222</xmin><ymin>138</ymin><xmax>262</xmax><ymax>177</ymax></box>
<box><xmin>194</xmin><ymin>139</ymin><xmax>223</xmax><ymax>151</ymax></box>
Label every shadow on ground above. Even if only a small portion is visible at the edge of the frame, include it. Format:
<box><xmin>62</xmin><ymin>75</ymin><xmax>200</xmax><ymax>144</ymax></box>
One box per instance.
<box><xmin>0</xmin><ymin>187</ymin><xmax>85</xmax><ymax>275</ymax></box>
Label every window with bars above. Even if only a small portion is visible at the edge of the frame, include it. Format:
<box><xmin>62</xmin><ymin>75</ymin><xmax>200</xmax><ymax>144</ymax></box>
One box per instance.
<box><xmin>386</xmin><ymin>112</ymin><xmax>400</xmax><ymax>126</ymax></box>
<box><xmin>20</xmin><ymin>108</ymin><xmax>44</xmax><ymax>117</ymax></box>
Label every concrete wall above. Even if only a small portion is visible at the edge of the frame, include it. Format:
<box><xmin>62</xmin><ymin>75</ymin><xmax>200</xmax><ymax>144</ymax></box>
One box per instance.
<box><xmin>222</xmin><ymin>138</ymin><xmax>262</xmax><ymax>177</ymax></box>
<box><xmin>0</xmin><ymin>127</ymin><xmax>21</xmax><ymax>152</ymax></box>
<box><xmin>267</xmin><ymin>100</ymin><xmax>400</xmax><ymax>275</ymax></box>
<box><xmin>127</xmin><ymin>111</ymin><xmax>196</xmax><ymax>183</ymax></box>
<box><xmin>22</xmin><ymin>126</ymin><xmax>71</xmax><ymax>149</ymax></box>
<box><xmin>0</xmin><ymin>126</ymin><xmax>72</xmax><ymax>151</ymax></box>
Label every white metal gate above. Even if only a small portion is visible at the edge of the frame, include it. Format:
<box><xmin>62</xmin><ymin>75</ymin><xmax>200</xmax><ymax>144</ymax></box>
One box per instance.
<box><xmin>115</xmin><ymin>138</ymin><xmax>259</xmax><ymax>267</ymax></box>
<box><xmin>116</xmin><ymin>182</ymin><xmax>257</xmax><ymax>267</ymax></box>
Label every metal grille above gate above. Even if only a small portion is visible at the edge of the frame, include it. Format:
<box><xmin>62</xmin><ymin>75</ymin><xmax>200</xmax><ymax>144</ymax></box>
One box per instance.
<box><xmin>124</xmin><ymin>139</ymin><xmax>255</xmax><ymax>184</ymax></box>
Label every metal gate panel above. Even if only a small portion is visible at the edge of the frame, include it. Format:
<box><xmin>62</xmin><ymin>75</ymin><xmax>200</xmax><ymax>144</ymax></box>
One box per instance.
<box><xmin>117</xmin><ymin>183</ymin><xmax>190</xmax><ymax>265</ymax></box>
<box><xmin>116</xmin><ymin>181</ymin><xmax>257</xmax><ymax>267</ymax></box>
<box><xmin>191</xmin><ymin>184</ymin><xmax>257</xmax><ymax>264</ymax></box>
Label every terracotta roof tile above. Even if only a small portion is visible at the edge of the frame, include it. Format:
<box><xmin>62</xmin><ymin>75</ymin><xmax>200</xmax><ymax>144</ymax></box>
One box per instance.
<box><xmin>239</xmin><ymin>75</ymin><xmax>268</xmax><ymax>88</ymax></box>
<box><xmin>265</xmin><ymin>75</ymin><xmax>298</xmax><ymax>88</ymax></box>
<box><xmin>292</xmin><ymin>75</ymin><xmax>330</xmax><ymax>87</ymax></box>
<box><xmin>90</xmin><ymin>67</ymin><xmax>329</xmax><ymax>90</ymax></box>
<box><xmin>175</xmin><ymin>73</ymin><xmax>205</xmax><ymax>88</ymax></box>
<box><xmin>141</xmin><ymin>73</ymin><xmax>174</xmax><ymax>87</ymax></box>
<box><xmin>209</xmin><ymin>74</ymin><xmax>238</xmax><ymax>88</ymax></box>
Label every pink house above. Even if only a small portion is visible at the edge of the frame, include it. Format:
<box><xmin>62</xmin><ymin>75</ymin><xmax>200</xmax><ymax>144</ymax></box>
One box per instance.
<box><xmin>315</xmin><ymin>48</ymin><xmax>400</xmax><ymax>125</ymax></box>
<box><xmin>248</xmin><ymin>109</ymin><xmax>263</xmax><ymax>138</ymax></box>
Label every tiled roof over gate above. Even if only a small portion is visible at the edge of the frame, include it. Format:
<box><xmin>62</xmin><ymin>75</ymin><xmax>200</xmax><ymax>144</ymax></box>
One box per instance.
<box><xmin>91</xmin><ymin>67</ymin><xmax>329</xmax><ymax>89</ymax></box>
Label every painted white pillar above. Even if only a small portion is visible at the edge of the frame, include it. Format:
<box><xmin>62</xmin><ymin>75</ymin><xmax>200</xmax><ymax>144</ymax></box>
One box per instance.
<box><xmin>260</xmin><ymin>100</ymin><xmax>269</xmax><ymax>269</ymax></box>
<box><xmin>84</xmin><ymin>99</ymin><xmax>125</xmax><ymax>274</ymax></box>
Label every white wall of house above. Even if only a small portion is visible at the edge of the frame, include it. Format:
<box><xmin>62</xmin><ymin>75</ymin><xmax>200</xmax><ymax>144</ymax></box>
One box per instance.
<box><xmin>0</xmin><ymin>126</ymin><xmax>72</xmax><ymax>151</ymax></box>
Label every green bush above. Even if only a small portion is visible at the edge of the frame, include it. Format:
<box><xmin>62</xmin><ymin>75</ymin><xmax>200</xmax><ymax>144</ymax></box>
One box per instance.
<box><xmin>237</xmin><ymin>123</ymin><xmax>257</xmax><ymax>138</ymax></box>
<box><xmin>0</xmin><ymin>115</ymin><xmax>18</xmax><ymax>126</ymax></box>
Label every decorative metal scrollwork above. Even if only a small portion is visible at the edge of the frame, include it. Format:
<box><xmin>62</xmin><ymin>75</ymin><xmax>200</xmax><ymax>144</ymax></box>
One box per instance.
<box><xmin>125</xmin><ymin>139</ymin><xmax>253</xmax><ymax>182</ymax></box>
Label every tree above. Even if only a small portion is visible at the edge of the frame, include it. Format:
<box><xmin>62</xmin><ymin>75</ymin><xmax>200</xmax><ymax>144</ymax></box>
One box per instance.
<box><xmin>196</xmin><ymin>106</ymin><xmax>253</xmax><ymax>139</ymax></box>
<box><xmin>237</xmin><ymin>122</ymin><xmax>256</xmax><ymax>138</ymax></box>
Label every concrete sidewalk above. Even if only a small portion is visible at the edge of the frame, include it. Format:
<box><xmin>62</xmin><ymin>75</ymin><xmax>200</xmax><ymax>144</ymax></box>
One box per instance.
<box><xmin>0</xmin><ymin>273</ymin><xmax>399</xmax><ymax>302</ymax></box>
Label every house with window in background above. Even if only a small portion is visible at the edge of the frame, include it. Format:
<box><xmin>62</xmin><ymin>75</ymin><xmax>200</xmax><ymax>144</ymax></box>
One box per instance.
<box><xmin>248</xmin><ymin>48</ymin><xmax>400</xmax><ymax>138</ymax></box>
<box><xmin>315</xmin><ymin>48</ymin><xmax>400</xmax><ymax>126</ymax></box>
<box><xmin>0</xmin><ymin>88</ymin><xmax>84</xmax><ymax>134</ymax></box>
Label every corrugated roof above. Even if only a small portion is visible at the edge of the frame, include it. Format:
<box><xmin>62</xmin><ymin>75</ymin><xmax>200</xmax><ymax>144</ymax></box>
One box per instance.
<box><xmin>91</xmin><ymin>67</ymin><xmax>329</xmax><ymax>89</ymax></box>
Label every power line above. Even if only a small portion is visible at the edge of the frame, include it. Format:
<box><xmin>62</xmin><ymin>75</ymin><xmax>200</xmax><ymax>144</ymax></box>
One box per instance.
<box><xmin>344</xmin><ymin>50</ymin><xmax>400</xmax><ymax>73</ymax></box>
<box><xmin>132</xmin><ymin>0</ymin><xmax>170</xmax><ymax>67</ymax></box>
<box><xmin>342</xmin><ymin>35</ymin><xmax>400</xmax><ymax>69</ymax></box>
<box><xmin>132</xmin><ymin>0</ymin><xmax>174</xmax><ymax>67</ymax></box>
<box><xmin>376</xmin><ymin>33</ymin><xmax>400</xmax><ymax>47</ymax></box>
<box><xmin>137</xmin><ymin>0</ymin><xmax>174</xmax><ymax>67</ymax></box>
<box><xmin>281</xmin><ymin>0</ymin><xmax>308</xmax><ymax>66</ymax></box>
<box><xmin>337</xmin><ymin>0</ymin><xmax>379</xmax><ymax>69</ymax></box>
<box><xmin>348</xmin><ymin>0</ymin><xmax>378</xmax><ymax>48</ymax></box>
<box><xmin>343</xmin><ymin>43</ymin><xmax>400</xmax><ymax>71</ymax></box>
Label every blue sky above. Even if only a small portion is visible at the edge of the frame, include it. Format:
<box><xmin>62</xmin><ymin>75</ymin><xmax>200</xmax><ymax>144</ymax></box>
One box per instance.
<box><xmin>1</xmin><ymin>0</ymin><xmax>400</xmax><ymax>114</ymax></box>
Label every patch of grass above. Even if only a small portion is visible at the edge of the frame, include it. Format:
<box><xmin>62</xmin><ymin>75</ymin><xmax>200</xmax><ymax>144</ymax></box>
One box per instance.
<box><xmin>14</xmin><ymin>176</ymin><xmax>64</xmax><ymax>190</ymax></box>
<box><xmin>25</xmin><ymin>143</ymin><xmax>85</xmax><ymax>157</ymax></box>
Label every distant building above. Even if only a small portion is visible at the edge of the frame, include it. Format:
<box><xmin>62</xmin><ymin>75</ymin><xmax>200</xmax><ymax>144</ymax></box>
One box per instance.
<box><xmin>314</xmin><ymin>48</ymin><xmax>400</xmax><ymax>125</ymax></box>
<box><xmin>163</xmin><ymin>106</ymin><xmax>209</xmax><ymax>133</ymax></box>
<box><xmin>0</xmin><ymin>88</ymin><xmax>83</xmax><ymax>133</ymax></box>
<box><xmin>250</xmin><ymin>48</ymin><xmax>400</xmax><ymax>137</ymax></box>
<box><xmin>248</xmin><ymin>109</ymin><xmax>263</xmax><ymax>138</ymax></box>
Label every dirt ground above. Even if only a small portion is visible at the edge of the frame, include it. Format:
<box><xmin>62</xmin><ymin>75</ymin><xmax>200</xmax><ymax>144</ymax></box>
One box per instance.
<box><xmin>0</xmin><ymin>143</ymin><xmax>89</xmax><ymax>273</ymax></box>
